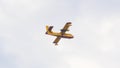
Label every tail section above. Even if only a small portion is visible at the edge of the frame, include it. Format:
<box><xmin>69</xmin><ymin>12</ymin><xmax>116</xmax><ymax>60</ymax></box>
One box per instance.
<box><xmin>45</xmin><ymin>25</ymin><xmax>53</xmax><ymax>34</ymax></box>
<box><xmin>46</xmin><ymin>25</ymin><xmax>49</xmax><ymax>31</ymax></box>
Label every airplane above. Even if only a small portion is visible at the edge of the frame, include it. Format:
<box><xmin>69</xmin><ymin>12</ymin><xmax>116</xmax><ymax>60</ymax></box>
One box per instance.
<box><xmin>45</xmin><ymin>22</ymin><xmax>74</xmax><ymax>45</ymax></box>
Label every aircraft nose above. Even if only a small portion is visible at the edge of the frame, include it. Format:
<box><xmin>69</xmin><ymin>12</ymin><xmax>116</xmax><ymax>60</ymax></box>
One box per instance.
<box><xmin>70</xmin><ymin>35</ymin><xmax>74</xmax><ymax>38</ymax></box>
<box><xmin>72</xmin><ymin>36</ymin><xmax>74</xmax><ymax>38</ymax></box>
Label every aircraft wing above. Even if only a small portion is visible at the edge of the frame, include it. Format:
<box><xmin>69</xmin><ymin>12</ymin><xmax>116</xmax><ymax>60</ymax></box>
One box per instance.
<box><xmin>53</xmin><ymin>37</ymin><xmax>61</xmax><ymax>45</ymax></box>
<box><xmin>61</xmin><ymin>22</ymin><xmax>72</xmax><ymax>34</ymax></box>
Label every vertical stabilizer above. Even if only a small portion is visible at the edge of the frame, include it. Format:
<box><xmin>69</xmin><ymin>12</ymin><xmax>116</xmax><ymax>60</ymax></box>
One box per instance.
<box><xmin>45</xmin><ymin>25</ymin><xmax>53</xmax><ymax>34</ymax></box>
<box><xmin>46</xmin><ymin>25</ymin><xmax>49</xmax><ymax>31</ymax></box>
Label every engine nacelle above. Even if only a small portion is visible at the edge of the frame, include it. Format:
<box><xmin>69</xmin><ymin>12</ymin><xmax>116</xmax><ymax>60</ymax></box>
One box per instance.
<box><xmin>61</xmin><ymin>29</ymin><xmax>69</xmax><ymax>32</ymax></box>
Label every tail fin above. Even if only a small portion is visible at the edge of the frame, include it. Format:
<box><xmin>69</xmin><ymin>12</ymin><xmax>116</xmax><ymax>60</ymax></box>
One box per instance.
<box><xmin>45</xmin><ymin>25</ymin><xmax>53</xmax><ymax>34</ymax></box>
<box><xmin>46</xmin><ymin>25</ymin><xmax>49</xmax><ymax>31</ymax></box>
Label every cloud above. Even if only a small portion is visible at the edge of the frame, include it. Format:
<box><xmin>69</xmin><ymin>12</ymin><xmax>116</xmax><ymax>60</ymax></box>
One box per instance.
<box><xmin>0</xmin><ymin>0</ymin><xmax>120</xmax><ymax>68</ymax></box>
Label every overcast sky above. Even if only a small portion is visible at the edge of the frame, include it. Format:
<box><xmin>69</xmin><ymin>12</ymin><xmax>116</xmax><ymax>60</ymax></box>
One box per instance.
<box><xmin>0</xmin><ymin>0</ymin><xmax>120</xmax><ymax>68</ymax></box>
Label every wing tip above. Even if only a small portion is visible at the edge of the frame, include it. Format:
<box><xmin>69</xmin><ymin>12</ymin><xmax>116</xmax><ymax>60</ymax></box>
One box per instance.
<box><xmin>55</xmin><ymin>43</ymin><xmax>58</xmax><ymax>46</ymax></box>
<box><xmin>67</xmin><ymin>22</ymin><xmax>72</xmax><ymax>24</ymax></box>
<box><xmin>53</xmin><ymin>42</ymin><xmax>58</xmax><ymax>46</ymax></box>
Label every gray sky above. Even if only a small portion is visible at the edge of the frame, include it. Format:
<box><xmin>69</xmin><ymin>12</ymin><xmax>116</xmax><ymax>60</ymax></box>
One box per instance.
<box><xmin>0</xmin><ymin>0</ymin><xmax>120</xmax><ymax>68</ymax></box>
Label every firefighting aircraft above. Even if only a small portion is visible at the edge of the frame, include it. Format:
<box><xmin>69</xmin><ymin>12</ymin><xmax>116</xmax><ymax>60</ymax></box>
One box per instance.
<box><xmin>45</xmin><ymin>22</ymin><xmax>74</xmax><ymax>45</ymax></box>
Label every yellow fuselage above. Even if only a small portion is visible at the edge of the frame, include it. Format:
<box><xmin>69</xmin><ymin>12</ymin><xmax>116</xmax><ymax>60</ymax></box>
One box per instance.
<box><xmin>48</xmin><ymin>32</ymin><xmax>74</xmax><ymax>38</ymax></box>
